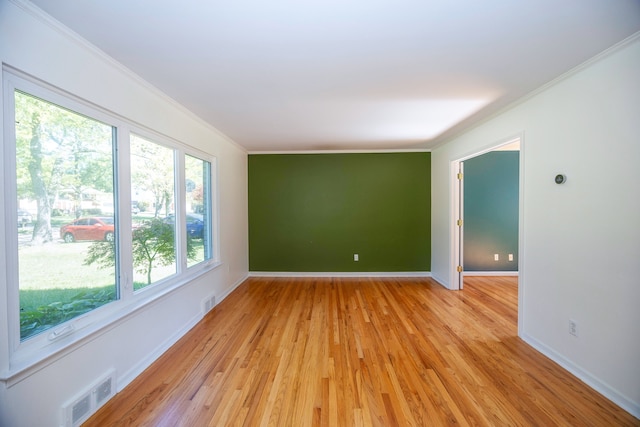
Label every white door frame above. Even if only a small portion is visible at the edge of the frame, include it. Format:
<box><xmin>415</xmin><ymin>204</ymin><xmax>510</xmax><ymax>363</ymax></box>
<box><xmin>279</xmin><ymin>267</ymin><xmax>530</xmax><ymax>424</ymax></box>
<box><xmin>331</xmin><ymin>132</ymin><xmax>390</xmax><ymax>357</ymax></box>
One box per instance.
<box><xmin>450</xmin><ymin>134</ymin><xmax>524</xmax><ymax>306</ymax></box>
<box><xmin>451</xmin><ymin>161</ymin><xmax>464</xmax><ymax>290</ymax></box>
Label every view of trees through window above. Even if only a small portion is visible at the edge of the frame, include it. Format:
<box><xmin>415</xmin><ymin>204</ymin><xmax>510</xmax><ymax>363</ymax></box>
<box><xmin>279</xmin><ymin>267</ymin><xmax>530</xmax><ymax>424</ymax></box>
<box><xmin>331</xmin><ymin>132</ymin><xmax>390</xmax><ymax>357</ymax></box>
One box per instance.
<box><xmin>129</xmin><ymin>134</ymin><xmax>179</xmax><ymax>288</ymax></box>
<box><xmin>15</xmin><ymin>91</ymin><xmax>117</xmax><ymax>341</ymax></box>
<box><xmin>12</xmin><ymin>86</ymin><xmax>214</xmax><ymax>343</ymax></box>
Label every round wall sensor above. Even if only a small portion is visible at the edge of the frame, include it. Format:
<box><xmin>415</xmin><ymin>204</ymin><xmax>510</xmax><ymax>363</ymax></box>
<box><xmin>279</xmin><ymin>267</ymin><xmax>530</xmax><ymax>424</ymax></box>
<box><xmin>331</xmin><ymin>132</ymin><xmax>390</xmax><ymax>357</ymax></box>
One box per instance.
<box><xmin>555</xmin><ymin>174</ymin><xmax>567</xmax><ymax>184</ymax></box>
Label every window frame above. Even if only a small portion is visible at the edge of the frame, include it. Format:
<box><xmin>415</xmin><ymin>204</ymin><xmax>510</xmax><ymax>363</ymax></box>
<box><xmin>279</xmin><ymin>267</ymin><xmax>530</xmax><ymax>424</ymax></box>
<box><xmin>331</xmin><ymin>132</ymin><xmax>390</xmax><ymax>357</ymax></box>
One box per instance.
<box><xmin>129</xmin><ymin>131</ymin><xmax>180</xmax><ymax>290</ymax></box>
<box><xmin>13</xmin><ymin>86</ymin><xmax>121</xmax><ymax>343</ymax></box>
<box><xmin>184</xmin><ymin>153</ymin><xmax>215</xmax><ymax>268</ymax></box>
<box><xmin>1</xmin><ymin>68</ymin><xmax>220</xmax><ymax>383</ymax></box>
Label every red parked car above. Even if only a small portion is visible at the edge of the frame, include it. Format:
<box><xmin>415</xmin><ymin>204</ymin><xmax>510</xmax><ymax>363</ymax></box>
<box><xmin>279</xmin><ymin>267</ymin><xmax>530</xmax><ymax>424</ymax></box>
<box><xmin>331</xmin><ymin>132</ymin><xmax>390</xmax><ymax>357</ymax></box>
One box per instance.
<box><xmin>60</xmin><ymin>217</ymin><xmax>115</xmax><ymax>243</ymax></box>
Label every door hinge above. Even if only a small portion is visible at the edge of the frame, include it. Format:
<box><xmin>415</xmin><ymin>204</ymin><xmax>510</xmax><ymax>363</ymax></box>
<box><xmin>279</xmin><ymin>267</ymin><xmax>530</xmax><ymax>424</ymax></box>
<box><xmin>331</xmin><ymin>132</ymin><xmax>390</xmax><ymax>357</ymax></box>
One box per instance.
<box><xmin>457</xmin><ymin>172</ymin><xmax>463</xmax><ymax>180</ymax></box>
<box><xmin>457</xmin><ymin>219</ymin><xmax>463</xmax><ymax>226</ymax></box>
<box><xmin>457</xmin><ymin>265</ymin><xmax>463</xmax><ymax>273</ymax></box>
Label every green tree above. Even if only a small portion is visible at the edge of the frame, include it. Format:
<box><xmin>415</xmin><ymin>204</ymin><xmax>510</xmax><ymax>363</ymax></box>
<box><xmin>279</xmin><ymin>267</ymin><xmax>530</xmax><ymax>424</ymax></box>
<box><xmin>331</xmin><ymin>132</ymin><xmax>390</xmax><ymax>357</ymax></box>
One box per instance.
<box><xmin>130</xmin><ymin>135</ymin><xmax>174</xmax><ymax>218</ymax></box>
<box><xmin>15</xmin><ymin>91</ymin><xmax>113</xmax><ymax>244</ymax></box>
<box><xmin>84</xmin><ymin>219</ymin><xmax>196</xmax><ymax>285</ymax></box>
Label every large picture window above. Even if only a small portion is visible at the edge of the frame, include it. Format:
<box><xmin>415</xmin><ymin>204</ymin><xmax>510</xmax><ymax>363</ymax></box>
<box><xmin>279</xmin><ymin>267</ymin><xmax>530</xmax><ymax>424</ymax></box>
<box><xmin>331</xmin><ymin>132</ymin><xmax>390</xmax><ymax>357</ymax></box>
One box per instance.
<box><xmin>3</xmin><ymin>70</ymin><xmax>218</xmax><ymax>368</ymax></box>
<box><xmin>14</xmin><ymin>90</ymin><xmax>118</xmax><ymax>341</ymax></box>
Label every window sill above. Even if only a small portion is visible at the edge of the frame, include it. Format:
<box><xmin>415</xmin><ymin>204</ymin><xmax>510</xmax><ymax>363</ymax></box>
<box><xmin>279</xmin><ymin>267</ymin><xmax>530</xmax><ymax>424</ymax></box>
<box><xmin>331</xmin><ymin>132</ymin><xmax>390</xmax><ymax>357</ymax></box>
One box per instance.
<box><xmin>1</xmin><ymin>260</ymin><xmax>222</xmax><ymax>387</ymax></box>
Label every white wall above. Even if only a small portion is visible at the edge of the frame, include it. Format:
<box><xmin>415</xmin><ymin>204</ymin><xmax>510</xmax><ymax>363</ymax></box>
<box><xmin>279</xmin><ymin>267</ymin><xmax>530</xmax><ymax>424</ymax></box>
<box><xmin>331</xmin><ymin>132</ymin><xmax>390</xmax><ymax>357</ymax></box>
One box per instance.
<box><xmin>0</xmin><ymin>2</ymin><xmax>248</xmax><ymax>426</ymax></box>
<box><xmin>432</xmin><ymin>34</ymin><xmax>640</xmax><ymax>416</ymax></box>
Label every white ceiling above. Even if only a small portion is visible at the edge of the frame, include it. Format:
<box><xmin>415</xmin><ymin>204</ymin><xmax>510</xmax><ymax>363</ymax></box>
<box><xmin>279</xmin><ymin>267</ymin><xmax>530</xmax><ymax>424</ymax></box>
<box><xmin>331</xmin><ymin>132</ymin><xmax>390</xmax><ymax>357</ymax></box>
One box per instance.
<box><xmin>29</xmin><ymin>0</ymin><xmax>640</xmax><ymax>152</ymax></box>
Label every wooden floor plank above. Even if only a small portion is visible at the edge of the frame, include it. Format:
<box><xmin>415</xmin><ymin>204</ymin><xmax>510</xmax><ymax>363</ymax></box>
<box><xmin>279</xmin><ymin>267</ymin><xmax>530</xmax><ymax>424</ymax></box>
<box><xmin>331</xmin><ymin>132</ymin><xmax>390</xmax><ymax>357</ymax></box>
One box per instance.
<box><xmin>85</xmin><ymin>276</ymin><xmax>638</xmax><ymax>426</ymax></box>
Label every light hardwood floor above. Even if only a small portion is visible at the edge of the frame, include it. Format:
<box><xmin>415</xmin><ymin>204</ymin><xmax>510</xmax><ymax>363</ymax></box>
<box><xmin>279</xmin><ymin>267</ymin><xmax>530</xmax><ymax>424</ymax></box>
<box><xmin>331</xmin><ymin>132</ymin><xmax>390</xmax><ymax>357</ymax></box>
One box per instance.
<box><xmin>85</xmin><ymin>276</ymin><xmax>637</xmax><ymax>426</ymax></box>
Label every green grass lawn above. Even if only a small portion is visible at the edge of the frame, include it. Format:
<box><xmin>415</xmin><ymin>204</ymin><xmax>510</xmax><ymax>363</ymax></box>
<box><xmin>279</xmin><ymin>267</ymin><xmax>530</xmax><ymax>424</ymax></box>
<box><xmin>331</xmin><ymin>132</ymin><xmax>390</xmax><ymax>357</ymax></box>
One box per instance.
<box><xmin>18</xmin><ymin>237</ymin><xmax>205</xmax><ymax>340</ymax></box>
<box><xmin>19</xmin><ymin>241</ymin><xmax>115</xmax><ymax>290</ymax></box>
<box><xmin>18</xmin><ymin>241</ymin><xmax>116</xmax><ymax>339</ymax></box>
<box><xmin>19</xmin><ymin>239</ymin><xmax>205</xmax><ymax>291</ymax></box>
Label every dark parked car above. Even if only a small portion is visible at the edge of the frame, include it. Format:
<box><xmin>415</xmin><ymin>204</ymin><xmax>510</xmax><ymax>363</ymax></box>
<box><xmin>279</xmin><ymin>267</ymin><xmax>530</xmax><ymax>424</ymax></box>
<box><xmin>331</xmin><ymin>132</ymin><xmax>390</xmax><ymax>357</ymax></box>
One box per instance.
<box><xmin>60</xmin><ymin>217</ymin><xmax>115</xmax><ymax>243</ymax></box>
<box><xmin>17</xmin><ymin>209</ymin><xmax>32</xmax><ymax>227</ymax></box>
<box><xmin>163</xmin><ymin>213</ymin><xmax>204</xmax><ymax>238</ymax></box>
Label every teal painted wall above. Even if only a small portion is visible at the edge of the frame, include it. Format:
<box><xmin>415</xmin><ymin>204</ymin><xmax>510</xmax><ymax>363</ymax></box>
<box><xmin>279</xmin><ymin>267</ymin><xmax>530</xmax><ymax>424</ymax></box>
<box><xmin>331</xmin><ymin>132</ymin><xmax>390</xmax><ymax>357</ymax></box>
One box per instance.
<box><xmin>463</xmin><ymin>151</ymin><xmax>519</xmax><ymax>271</ymax></box>
<box><xmin>249</xmin><ymin>153</ymin><xmax>431</xmax><ymax>272</ymax></box>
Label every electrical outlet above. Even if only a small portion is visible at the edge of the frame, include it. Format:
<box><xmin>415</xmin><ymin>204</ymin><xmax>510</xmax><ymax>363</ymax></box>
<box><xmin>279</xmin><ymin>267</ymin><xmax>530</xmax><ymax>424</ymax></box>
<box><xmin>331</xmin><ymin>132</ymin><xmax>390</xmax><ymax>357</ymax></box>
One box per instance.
<box><xmin>354</xmin><ymin>254</ymin><xmax>359</xmax><ymax>262</ymax></box>
<box><xmin>508</xmin><ymin>254</ymin><xmax>513</xmax><ymax>261</ymax></box>
<box><xmin>494</xmin><ymin>254</ymin><xmax>499</xmax><ymax>261</ymax></box>
<box><xmin>569</xmin><ymin>319</ymin><xmax>578</xmax><ymax>337</ymax></box>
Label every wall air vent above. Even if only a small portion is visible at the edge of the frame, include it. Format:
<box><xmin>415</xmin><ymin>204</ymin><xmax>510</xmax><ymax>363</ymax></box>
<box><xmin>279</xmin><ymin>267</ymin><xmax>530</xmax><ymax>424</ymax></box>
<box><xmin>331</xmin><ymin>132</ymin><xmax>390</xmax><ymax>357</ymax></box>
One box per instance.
<box><xmin>61</xmin><ymin>369</ymin><xmax>116</xmax><ymax>427</ymax></box>
<box><xmin>202</xmin><ymin>294</ymin><xmax>216</xmax><ymax>315</ymax></box>
<box><xmin>71</xmin><ymin>394</ymin><xmax>91</xmax><ymax>426</ymax></box>
<box><xmin>95</xmin><ymin>376</ymin><xmax>114</xmax><ymax>406</ymax></box>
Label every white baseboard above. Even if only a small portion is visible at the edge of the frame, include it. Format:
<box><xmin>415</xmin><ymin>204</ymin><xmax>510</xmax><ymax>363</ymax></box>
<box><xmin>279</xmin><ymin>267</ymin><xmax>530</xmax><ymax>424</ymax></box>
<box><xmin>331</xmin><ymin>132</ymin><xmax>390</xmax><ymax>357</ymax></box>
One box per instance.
<box><xmin>464</xmin><ymin>271</ymin><xmax>519</xmax><ymax>276</ymax></box>
<box><xmin>216</xmin><ymin>274</ymin><xmax>249</xmax><ymax>303</ymax></box>
<box><xmin>430</xmin><ymin>274</ymin><xmax>453</xmax><ymax>289</ymax></box>
<box><xmin>117</xmin><ymin>311</ymin><xmax>202</xmax><ymax>392</ymax></box>
<box><xmin>521</xmin><ymin>333</ymin><xmax>640</xmax><ymax>419</ymax></box>
<box><xmin>118</xmin><ymin>274</ymin><xmax>248</xmax><ymax>393</ymax></box>
<box><xmin>248</xmin><ymin>271</ymin><xmax>431</xmax><ymax>278</ymax></box>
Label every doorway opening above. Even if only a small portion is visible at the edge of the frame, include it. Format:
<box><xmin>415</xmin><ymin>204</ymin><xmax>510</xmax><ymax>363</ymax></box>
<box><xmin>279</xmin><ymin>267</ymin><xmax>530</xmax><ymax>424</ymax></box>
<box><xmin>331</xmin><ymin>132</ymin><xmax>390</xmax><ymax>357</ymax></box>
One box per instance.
<box><xmin>451</xmin><ymin>135</ymin><xmax>523</xmax><ymax>331</ymax></box>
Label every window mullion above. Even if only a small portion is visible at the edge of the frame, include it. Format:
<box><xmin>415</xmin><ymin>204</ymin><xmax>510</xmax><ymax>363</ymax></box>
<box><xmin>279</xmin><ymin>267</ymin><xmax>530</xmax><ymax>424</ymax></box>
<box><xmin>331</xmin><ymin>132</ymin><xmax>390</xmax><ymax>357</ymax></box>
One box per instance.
<box><xmin>116</xmin><ymin>126</ymin><xmax>133</xmax><ymax>300</ymax></box>
<box><xmin>175</xmin><ymin>151</ymin><xmax>186</xmax><ymax>272</ymax></box>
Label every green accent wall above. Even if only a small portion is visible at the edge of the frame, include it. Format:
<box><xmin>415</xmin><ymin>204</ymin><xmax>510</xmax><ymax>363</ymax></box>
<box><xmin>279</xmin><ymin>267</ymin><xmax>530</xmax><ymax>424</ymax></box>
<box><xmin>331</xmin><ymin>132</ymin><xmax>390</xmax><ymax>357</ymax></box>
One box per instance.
<box><xmin>249</xmin><ymin>153</ymin><xmax>431</xmax><ymax>272</ymax></box>
<box><xmin>463</xmin><ymin>151</ymin><xmax>519</xmax><ymax>271</ymax></box>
